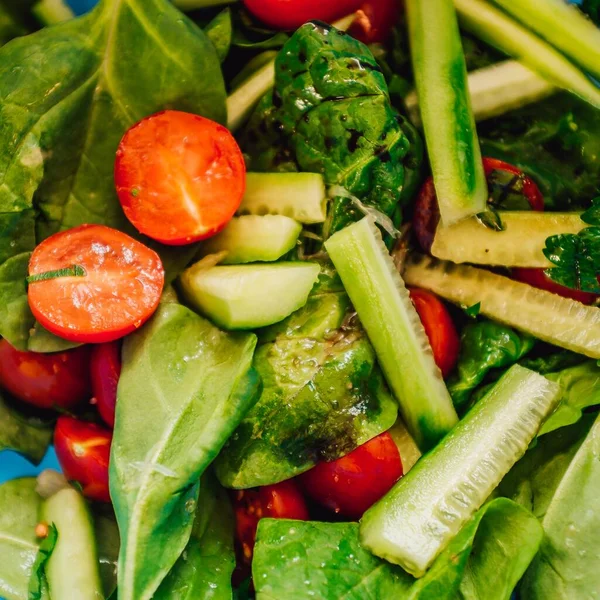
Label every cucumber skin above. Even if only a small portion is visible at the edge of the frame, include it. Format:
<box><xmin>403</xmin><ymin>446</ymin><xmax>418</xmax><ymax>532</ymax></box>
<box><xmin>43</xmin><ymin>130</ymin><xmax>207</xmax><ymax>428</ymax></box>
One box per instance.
<box><xmin>360</xmin><ymin>365</ymin><xmax>561</xmax><ymax>577</ymax></box>
<box><xmin>407</xmin><ymin>0</ymin><xmax>487</xmax><ymax>225</ymax></box>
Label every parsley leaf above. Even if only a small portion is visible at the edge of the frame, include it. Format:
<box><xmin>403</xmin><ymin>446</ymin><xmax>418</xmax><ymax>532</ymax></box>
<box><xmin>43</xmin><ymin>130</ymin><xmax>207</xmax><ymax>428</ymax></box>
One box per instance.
<box><xmin>28</xmin><ymin>523</ymin><xmax>58</xmax><ymax>600</ymax></box>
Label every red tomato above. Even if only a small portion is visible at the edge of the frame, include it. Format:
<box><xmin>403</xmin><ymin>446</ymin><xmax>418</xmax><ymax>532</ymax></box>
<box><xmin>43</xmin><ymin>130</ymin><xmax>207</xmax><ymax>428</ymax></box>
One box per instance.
<box><xmin>27</xmin><ymin>224</ymin><xmax>164</xmax><ymax>344</ymax></box>
<box><xmin>54</xmin><ymin>416</ymin><xmax>112</xmax><ymax>503</ymax></box>
<box><xmin>409</xmin><ymin>288</ymin><xmax>460</xmax><ymax>378</ymax></box>
<box><xmin>0</xmin><ymin>341</ymin><xmax>91</xmax><ymax>410</ymax></box>
<box><xmin>349</xmin><ymin>0</ymin><xmax>400</xmax><ymax>44</ymax></box>
<box><xmin>115</xmin><ymin>111</ymin><xmax>246</xmax><ymax>246</ymax></box>
<box><xmin>512</xmin><ymin>268</ymin><xmax>599</xmax><ymax>305</ymax></box>
<box><xmin>298</xmin><ymin>432</ymin><xmax>402</xmax><ymax>520</ymax></box>
<box><xmin>90</xmin><ymin>342</ymin><xmax>122</xmax><ymax>428</ymax></box>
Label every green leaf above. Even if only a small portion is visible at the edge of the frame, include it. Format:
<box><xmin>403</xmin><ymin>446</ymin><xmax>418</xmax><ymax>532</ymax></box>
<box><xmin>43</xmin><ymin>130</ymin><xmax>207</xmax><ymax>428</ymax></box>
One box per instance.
<box><xmin>463</xmin><ymin>302</ymin><xmax>481</xmax><ymax>318</ymax></box>
<box><xmin>204</xmin><ymin>8</ymin><xmax>232</xmax><ymax>63</ymax></box>
<box><xmin>580</xmin><ymin>196</ymin><xmax>600</xmax><ymax>225</ymax></box>
<box><xmin>28</xmin><ymin>524</ymin><xmax>57</xmax><ymax>600</ymax></box>
<box><xmin>109</xmin><ymin>302</ymin><xmax>259</xmax><ymax>600</ymax></box>
<box><xmin>27</xmin><ymin>322</ymin><xmax>81</xmax><ymax>353</ymax></box>
<box><xmin>0</xmin><ymin>0</ymin><xmax>226</xmax><ymax>349</ymax></box>
<box><xmin>93</xmin><ymin>504</ymin><xmax>120</xmax><ymax>598</ymax></box>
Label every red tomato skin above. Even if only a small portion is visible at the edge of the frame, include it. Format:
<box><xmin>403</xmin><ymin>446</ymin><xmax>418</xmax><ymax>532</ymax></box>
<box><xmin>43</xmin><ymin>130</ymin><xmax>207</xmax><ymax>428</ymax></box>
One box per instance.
<box><xmin>512</xmin><ymin>268</ymin><xmax>599</xmax><ymax>305</ymax></box>
<box><xmin>54</xmin><ymin>416</ymin><xmax>112</xmax><ymax>503</ymax></box>
<box><xmin>409</xmin><ymin>288</ymin><xmax>460</xmax><ymax>378</ymax></box>
<box><xmin>298</xmin><ymin>432</ymin><xmax>403</xmax><ymax>520</ymax></box>
<box><xmin>115</xmin><ymin>111</ymin><xmax>246</xmax><ymax>246</ymax></box>
<box><xmin>349</xmin><ymin>0</ymin><xmax>400</xmax><ymax>44</ymax></box>
<box><xmin>0</xmin><ymin>341</ymin><xmax>91</xmax><ymax>410</ymax></box>
<box><xmin>28</xmin><ymin>224</ymin><xmax>164</xmax><ymax>344</ymax></box>
<box><xmin>90</xmin><ymin>342</ymin><xmax>121</xmax><ymax>428</ymax></box>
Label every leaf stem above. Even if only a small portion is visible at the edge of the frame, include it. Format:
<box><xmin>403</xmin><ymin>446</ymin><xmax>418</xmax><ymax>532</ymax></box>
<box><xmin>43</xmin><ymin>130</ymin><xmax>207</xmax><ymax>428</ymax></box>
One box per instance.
<box><xmin>27</xmin><ymin>265</ymin><xmax>87</xmax><ymax>284</ymax></box>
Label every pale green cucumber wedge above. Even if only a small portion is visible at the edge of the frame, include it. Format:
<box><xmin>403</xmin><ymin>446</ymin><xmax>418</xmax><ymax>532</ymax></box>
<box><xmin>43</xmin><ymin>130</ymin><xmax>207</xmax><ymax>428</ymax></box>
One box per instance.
<box><xmin>404</xmin><ymin>253</ymin><xmax>600</xmax><ymax>359</ymax></box>
<box><xmin>237</xmin><ymin>173</ymin><xmax>327</xmax><ymax>224</ymax></box>
<box><xmin>41</xmin><ymin>487</ymin><xmax>104</xmax><ymax>600</ymax></box>
<box><xmin>360</xmin><ymin>365</ymin><xmax>561</xmax><ymax>577</ymax></box>
<box><xmin>325</xmin><ymin>218</ymin><xmax>458</xmax><ymax>451</ymax></box>
<box><xmin>201</xmin><ymin>215</ymin><xmax>301</xmax><ymax>264</ymax></box>
<box><xmin>431</xmin><ymin>211</ymin><xmax>585</xmax><ymax>268</ymax></box>
<box><xmin>32</xmin><ymin>0</ymin><xmax>74</xmax><ymax>25</ymax></box>
<box><xmin>407</xmin><ymin>0</ymin><xmax>487</xmax><ymax>225</ymax></box>
<box><xmin>489</xmin><ymin>0</ymin><xmax>600</xmax><ymax>83</ymax></box>
<box><xmin>180</xmin><ymin>262</ymin><xmax>320</xmax><ymax>330</ymax></box>
<box><xmin>455</xmin><ymin>0</ymin><xmax>600</xmax><ymax>109</ymax></box>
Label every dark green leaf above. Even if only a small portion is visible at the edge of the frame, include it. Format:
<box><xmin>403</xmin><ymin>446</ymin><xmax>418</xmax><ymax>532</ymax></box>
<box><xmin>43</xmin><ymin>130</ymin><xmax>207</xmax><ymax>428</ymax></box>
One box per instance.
<box><xmin>205</xmin><ymin>8</ymin><xmax>232</xmax><ymax>63</ymax></box>
<box><xmin>230</xmin><ymin>6</ymin><xmax>288</xmax><ymax>50</ymax></box>
<box><xmin>27</xmin><ymin>322</ymin><xmax>81</xmax><ymax>353</ymax></box>
<box><xmin>93</xmin><ymin>504</ymin><xmax>120</xmax><ymax>598</ymax></box>
<box><xmin>581</xmin><ymin>0</ymin><xmax>600</xmax><ymax>25</ymax></box>
<box><xmin>476</xmin><ymin>208</ymin><xmax>505</xmax><ymax>231</ymax></box>
<box><xmin>463</xmin><ymin>302</ymin><xmax>481</xmax><ymax>318</ymax></box>
<box><xmin>580</xmin><ymin>196</ymin><xmax>600</xmax><ymax>225</ymax></box>
<box><xmin>519</xmin><ymin>348</ymin><xmax>586</xmax><ymax>374</ymax></box>
<box><xmin>28</xmin><ymin>524</ymin><xmax>57</xmax><ymax>600</ymax></box>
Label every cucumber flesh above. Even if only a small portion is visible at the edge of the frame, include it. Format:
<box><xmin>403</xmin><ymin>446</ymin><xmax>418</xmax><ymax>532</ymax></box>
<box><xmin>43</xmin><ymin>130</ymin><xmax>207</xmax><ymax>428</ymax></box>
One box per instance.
<box><xmin>32</xmin><ymin>0</ymin><xmax>74</xmax><ymax>25</ymax></box>
<box><xmin>179</xmin><ymin>262</ymin><xmax>320</xmax><ymax>330</ymax></box>
<box><xmin>41</xmin><ymin>488</ymin><xmax>104</xmax><ymax>600</ymax></box>
<box><xmin>407</xmin><ymin>0</ymin><xmax>487</xmax><ymax>225</ymax></box>
<box><xmin>201</xmin><ymin>215</ymin><xmax>301</xmax><ymax>264</ymax></box>
<box><xmin>404</xmin><ymin>253</ymin><xmax>600</xmax><ymax>359</ymax></box>
<box><xmin>360</xmin><ymin>365</ymin><xmax>561</xmax><ymax>577</ymax></box>
<box><xmin>238</xmin><ymin>173</ymin><xmax>327</xmax><ymax>225</ymax></box>
<box><xmin>431</xmin><ymin>211</ymin><xmax>585</xmax><ymax>268</ymax></box>
<box><xmin>455</xmin><ymin>0</ymin><xmax>600</xmax><ymax>110</ymax></box>
<box><xmin>325</xmin><ymin>218</ymin><xmax>458</xmax><ymax>451</ymax></box>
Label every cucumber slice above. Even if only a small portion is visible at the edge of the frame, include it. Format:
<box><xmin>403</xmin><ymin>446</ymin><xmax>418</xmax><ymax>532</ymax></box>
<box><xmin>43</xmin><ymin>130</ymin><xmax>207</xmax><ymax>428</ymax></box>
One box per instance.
<box><xmin>201</xmin><ymin>215</ymin><xmax>301</xmax><ymax>264</ymax></box>
<box><xmin>431</xmin><ymin>211</ymin><xmax>585</xmax><ymax>268</ymax></box>
<box><xmin>360</xmin><ymin>364</ymin><xmax>561</xmax><ymax>577</ymax></box>
<box><xmin>41</xmin><ymin>488</ymin><xmax>104</xmax><ymax>600</ymax></box>
<box><xmin>238</xmin><ymin>173</ymin><xmax>327</xmax><ymax>225</ymax></box>
<box><xmin>179</xmin><ymin>262</ymin><xmax>320</xmax><ymax>330</ymax></box>
<box><xmin>325</xmin><ymin>218</ymin><xmax>458</xmax><ymax>451</ymax></box>
<box><xmin>404</xmin><ymin>253</ymin><xmax>600</xmax><ymax>359</ymax></box>
<box><xmin>407</xmin><ymin>0</ymin><xmax>487</xmax><ymax>225</ymax></box>
<box><xmin>32</xmin><ymin>0</ymin><xmax>74</xmax><ymax>25</ymax></box>
<box><xmin>455</xmin><ymin>0</ymin><xmax>600</xmax><ymax>110</ymax></box>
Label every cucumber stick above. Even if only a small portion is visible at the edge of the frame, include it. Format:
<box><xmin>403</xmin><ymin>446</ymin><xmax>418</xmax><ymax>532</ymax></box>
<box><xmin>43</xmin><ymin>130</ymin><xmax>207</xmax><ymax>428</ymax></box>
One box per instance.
<box><xmin>33</xmin><ymin>0</ymin><xmax>74</xmax><ymax>25</ymax></box>
<box><xmin>432</xmin><ymin>211</ymin><xmax>585</xmax><ymax>268</ymax></box>
<box><xmin>201</xmin><ymin>215</ymin><xmax>301</xmax><ymax>264</ymax></box>
<box><xmin>360</xmin><ymin>364</ymin><xmax>561</xmax><ymax>577</ymax></box>
<box><xmin>455</xmin><ymin>0</ymin><xmax>600</xmax><ymax>110</ymax></box>
<box><xmin>41</xmin><ymin>487</ymin><xmax>104</xmax><ymax>599</ymax></box>
<box><xmin>238</xmin><ymin>173</ymin><xmax>327</xmax><ymax>224</ymax></box>
<box><xmin>406</xmin><ymin>0</ymin><xmax>487</xmax><ymax>225</ymax></box>
<box><xmin>489</xmin><ymin>0</ymin><xmax>600</xmax><ymax>83</ymax></box>
<box><xmin>404</xmin><ymin>253</ymin><xmax>600</xmax><ymax>359</ymax></box>
<box><xmin>325</xmin><ymin>218</ymin><xmax>458</xmax><ymax>451</ymax></box>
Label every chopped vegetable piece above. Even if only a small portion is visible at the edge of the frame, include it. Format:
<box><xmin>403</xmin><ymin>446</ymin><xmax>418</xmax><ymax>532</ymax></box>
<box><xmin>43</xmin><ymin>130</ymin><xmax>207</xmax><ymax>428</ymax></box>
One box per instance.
<box><xmin>90</xmin><ymin>342</ymin><xmax>122</xmax><ymax>428</ymax></box>
<box><xmin>115</xmin><ymin>110</ymin><xmax>246</xmax><ymax>246</ymax></box>
<box><xmin>325</xmin><ymin>218</ymin><xmax>458</xmax><ymax>450</ymax></box>
<box><xmin>513</xmin><ymin>268</ymin><xmax>599</xmax><ymax>305</ymax></box>
<box><xmin>407</xmin><ymin>0</ymin><xmax>487</xmax><ymax>225</ymax></box>
<box><xmin>32</xmin><ymin>0</ymin><xmax>74</xmax><ymax>25</ymax></box>
<box><xmin>201</xmin><ymin>215</ymin><xmax>301</xmax><ymax>264</ymax></box>
<box><xmin>180</xmin><ymin>262</ymin><xmax>320</xmax><ymax>330</ymax></box>
<box><xmin>27</xmin><ymin>224</ymin><xmax>165</xmax><ymax>344</ymax></box>
<box><xmin>237</xmin><ymin>173</ymin><xmax>327</xmax><ymax>224</ymax></box>
<box><xmin>404</xmin><ymin>253</ymin><xmax>600</xmax><ymax>359</ymax></box>
<box><xmin>360</xmin><ymin>365</ymin><xmax>560</xmax><ymax>577</ymax></box>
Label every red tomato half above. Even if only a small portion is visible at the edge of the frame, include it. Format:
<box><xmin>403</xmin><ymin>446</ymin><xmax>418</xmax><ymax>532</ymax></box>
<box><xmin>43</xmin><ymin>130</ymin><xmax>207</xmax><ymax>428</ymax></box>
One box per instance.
<box><xmin>90</xmin><ymin>342</ymin><xmax>122</xmax><ymax>428</ymax></box>
<box><xmin>115</xmin><ymin>111</ymin><xmax>246</xmax><ymax>246</ymax></box>
<box><xmin>54</xmin><ymin>416</ymin><xmax>112</xmax><ymax>503</ymax></box>
<box><xmin>349</xmin><ymin>0</ymin><xmax>400</xmax><ymax>44</ymax></box>
<box><xmin>298</xmin><ymin>432</ymin><xmax>402</xmax><ymax>520</ymax></box>
<box><xmin>512</xmin><ymin>268</ymin><xmax>599</xmax><ymax>305</ymax></box>
<box><xmin>27</xmin><ymin>224</ymin><xmax>164</xmax><ymax>344</ymax></box>
<box><xmin>0</xmin><ymin>341</ymin><xmax>91</xmax><ymax>410</ymax></box>
<box><xmin>409</xmin><ymin>288</ymin><xmax>460</xmax><ymax>378</ymax></box>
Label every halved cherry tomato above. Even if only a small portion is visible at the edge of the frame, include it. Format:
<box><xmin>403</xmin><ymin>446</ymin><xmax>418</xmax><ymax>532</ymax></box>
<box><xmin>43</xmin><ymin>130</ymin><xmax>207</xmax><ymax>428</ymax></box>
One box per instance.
<box><xmin>0</xmin><ymin>341</ymin><xmax>91</xmax><ymax>410</ymax></box>
<box><xmin>90</xmin><ymin>342</ymin><xmax>122</xmax><ymax>428</ymax></box>
<box><xmin>54</xmin><ymin>416</ymin><xmax>112</xmax><ymax>503</ymax></box>
<box><xmin>349</xmin><ymin>0</ymin><xmax>400</xmax><ymax>44</ymax></box>
<box><xmin>409</xmin><ymin>288</ymin><xmax>460</xmax><ymax>378</ymax></box>
<box><xmin>298</xmin><ymin>432</ymin><xmax>402</xmax><ymax>520</ymax></box>
<box><xmin>28</xmin><ymin>224</ymin><xmax>164</xmax><ymax>344</ymax></box>
<box><xmin>115</xmin><ymin>111</ymin><xmax>246</xmax><ymax>246</ymax></box>
<box><xmin>512</xmin><ymin>268</ymin><xmax>599</xmax><ymax>305</ymax></box>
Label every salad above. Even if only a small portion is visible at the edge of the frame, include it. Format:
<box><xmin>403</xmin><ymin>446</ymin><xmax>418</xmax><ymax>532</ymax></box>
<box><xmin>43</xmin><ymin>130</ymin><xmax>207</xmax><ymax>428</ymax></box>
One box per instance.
<box><xmin>1</xmin><ymin>0</ymin><xmax>599</xmax><ymax>598</ymax></box>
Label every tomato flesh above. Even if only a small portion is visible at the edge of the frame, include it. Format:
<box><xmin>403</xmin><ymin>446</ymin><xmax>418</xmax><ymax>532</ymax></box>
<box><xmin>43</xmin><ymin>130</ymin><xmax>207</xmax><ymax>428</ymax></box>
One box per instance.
<box><xmin>512</xmin><ymin>268</ymin><xmax>599</xmax><ymax>305</ymax></box>
<box><xmin>28</xmin><ymin>224</ymin><xmax>164</xmax><ymax>344</ymax></box>
<box><xmin>115</xmin><ymin>111</ymin><xmax>246</xmax><ymax>246</ymax></box>
<box><xmin>90</xmin><ymin>342</ymin><xmax>122</xmax><ymax>428</ymax></box>
<box><xmin>0</xmin><ymin>341</ymin><xmax>91</xmax><ymax>410</ymax></box>
<box><xmin>298</xmin><ymin>432</ymin><xmax>402</xmax><ymax>520</ymax></box>
<box><xmin>54</xmin><ymin>416</ymin><xmax>112</xmax><ymax>503</ymax></box>
<box><xmin>409</xmin><ymin>288</ymin><xmax>460</xmax><ymax>378</ymax></box>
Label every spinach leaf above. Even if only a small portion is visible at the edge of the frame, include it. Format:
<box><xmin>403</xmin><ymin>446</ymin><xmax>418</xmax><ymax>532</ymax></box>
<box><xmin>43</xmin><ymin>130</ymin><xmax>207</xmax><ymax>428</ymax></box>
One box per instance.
<box><xmin>110</xmin><ymin>302</ymin><xmax>259</xmax><ymax>600</ymax></box>
<box><xmin>155</xmin><ymin>471</ymin><xmax>235</xmax><ymax>599</ymax></box>
<box><xmin>0</xmin><ymin>0</ymin><xmax>226</xmax><ymax>350</ymax></box>
<box><xmin>205</xmin><ymin>8</ymin><xmax>232</xmax><ymax>63</ymax></box>
<box><xmin>215</xmin><ymin>271</ymin><xmax>398</xmax><ymax>488</ymax></box>
<box><xmin>28</xmin><ymin>524</ymin><xmax>57</xmax><ymax>600</ymax></box>
<box><xmin>0</xmin><ymin>392</ymin><xmax>52</xmax><ymax>464</ymax></box>
<box><xmin>230</xmin><ymin>6</ymin><xmax>288</xmax><ymax>50</ymax></box>
<box><xmin>0</xmin><ymin>4</ymin><xmax>28</xmax><ymax>45</ymax></box>
<box><xmin>26</xmin><ymin>322</ymin><xmax>81</xmax><ymax>353</ymax></box>
<box><xmin>93</xmin><ymin>504</ymin><xmax>120</xmax><ymax>598</ymax></box>
<box><xmin>581</xmin><ymin>0</ymin><xmax>600</xmax><ymax>24</ymax></box>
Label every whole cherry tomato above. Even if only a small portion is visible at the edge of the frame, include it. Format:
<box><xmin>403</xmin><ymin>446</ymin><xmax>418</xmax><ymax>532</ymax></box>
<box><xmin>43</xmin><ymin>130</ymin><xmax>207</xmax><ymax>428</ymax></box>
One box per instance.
<box><xmin>409</xmin><ymin>288</ymin><xmax>460</xmax><ymax>378</ymax></box>
<box><xmin>54</xmin><ymin>416</ymin><xmax>112</xmax><ymax>503</ymax></box>
<box><xmin>512</xmin><ymin>268</ymin><xmax>599</xmax><ymax>305</ymax></box>
<box><xmin>90</xmin><ymin>342</ymin><xmax>122</xmax><ymax>428</ymax></box>
<box><xmin>298</xmin><ymin>432</ymin><xmax>403</xmax><ymax>520</ymax></box>
<box><xmin>349</xmin><ymin>0</ymin><xmax>400</xmax><ymax>44</ymax></box>
<box><xmin>0</xmin><ymin>341</ymin><xmax>91</xmax><ymax>410</ymax></box>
